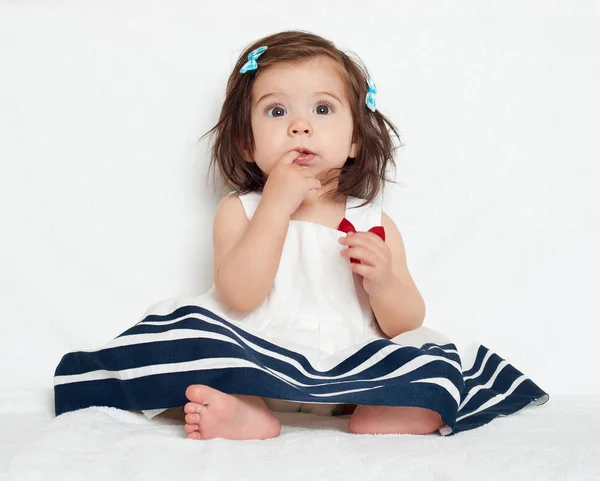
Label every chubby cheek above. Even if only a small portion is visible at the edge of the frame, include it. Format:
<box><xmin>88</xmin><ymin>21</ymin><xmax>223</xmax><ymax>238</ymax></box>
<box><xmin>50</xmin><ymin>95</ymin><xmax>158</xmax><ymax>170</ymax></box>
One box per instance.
<box><xmin>251</xmin><ymin>122</ymin><xmax>285</xmax><ymax>174</ymax></box>
<box><xmin>324</xmin><ymin>131</ymin><xmax>354</xmax><ymax>162</ymax></box>
<box><xmin>324</xmin><ymin>119</ymin><xmax>353</xmax><ymax>148</ymax></box>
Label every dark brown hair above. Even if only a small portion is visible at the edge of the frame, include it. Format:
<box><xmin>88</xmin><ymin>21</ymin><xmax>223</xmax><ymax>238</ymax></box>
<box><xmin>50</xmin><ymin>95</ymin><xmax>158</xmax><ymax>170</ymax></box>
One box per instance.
<box><xmin>201</xmin><ymin>30</ymin><xmax>402</xmax><ymax>205</ymax></box>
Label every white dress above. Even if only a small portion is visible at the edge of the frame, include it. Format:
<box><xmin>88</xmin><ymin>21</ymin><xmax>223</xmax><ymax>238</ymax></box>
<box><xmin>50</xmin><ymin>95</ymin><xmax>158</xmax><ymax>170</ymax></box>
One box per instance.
<box><xmin>139</xmin><ymin>191</ymin><xmax>456</xmax><ymax>417</ymax></box>
<box><xmin>54</xmin><ymin>190</ymin><xmax>549</xmax><ymax>434</ymax></box>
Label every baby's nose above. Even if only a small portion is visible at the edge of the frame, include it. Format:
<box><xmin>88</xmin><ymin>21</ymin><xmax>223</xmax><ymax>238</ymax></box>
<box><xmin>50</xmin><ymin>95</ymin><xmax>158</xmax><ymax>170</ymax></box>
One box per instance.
<box><xmin>292</xmin><ymin>127</ymin><xmax>310</xmax><ymax>134</ymax></box>
<box><xmin>289</xmin><ymin>118</ymin><xmax>311</xmax><ymax>136</ymax></box>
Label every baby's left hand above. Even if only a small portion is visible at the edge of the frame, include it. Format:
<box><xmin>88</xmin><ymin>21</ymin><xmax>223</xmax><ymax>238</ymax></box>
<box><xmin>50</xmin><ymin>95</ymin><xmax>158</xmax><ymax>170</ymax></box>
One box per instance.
<box><xmin>339</xmin><ymin>232</ymin><xmax>395</xmax><ymax>297</ymax></box>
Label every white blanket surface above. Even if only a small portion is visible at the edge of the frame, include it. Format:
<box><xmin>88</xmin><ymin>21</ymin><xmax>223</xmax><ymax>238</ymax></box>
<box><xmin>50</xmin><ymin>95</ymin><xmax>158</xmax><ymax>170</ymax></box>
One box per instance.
<box><xmin>2</xmin><ymin>389</ymin><xmax>598</xmax><ymax>480</ymax></box>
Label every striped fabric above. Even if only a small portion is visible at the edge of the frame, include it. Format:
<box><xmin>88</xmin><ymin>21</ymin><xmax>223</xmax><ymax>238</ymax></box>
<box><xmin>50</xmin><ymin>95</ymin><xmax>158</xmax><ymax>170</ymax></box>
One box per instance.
<box><xmin>54</xmin><ymin>305</ymin><xmax>549</xmax><ymax>436</ymax></box>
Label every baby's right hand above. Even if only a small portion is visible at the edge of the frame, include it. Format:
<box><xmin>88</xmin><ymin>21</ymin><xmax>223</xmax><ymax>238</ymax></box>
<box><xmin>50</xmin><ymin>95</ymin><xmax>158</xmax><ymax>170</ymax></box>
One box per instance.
<box><xmin>261</xmin><ymin>151</ymin><xmax>322</xmax><ymax>217</ymax></box>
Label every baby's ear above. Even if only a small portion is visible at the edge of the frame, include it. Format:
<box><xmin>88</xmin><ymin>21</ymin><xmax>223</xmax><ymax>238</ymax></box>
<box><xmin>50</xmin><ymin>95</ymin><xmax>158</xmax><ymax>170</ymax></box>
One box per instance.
<box><xmin>236</xmin><ymin>139</ymin><xmax>254</xmax><ymax>163</ymax></box>
<box><xmin>349</xmin><ymin>139</ymin><xmax>359</xmax><ymax>159</ymax></box>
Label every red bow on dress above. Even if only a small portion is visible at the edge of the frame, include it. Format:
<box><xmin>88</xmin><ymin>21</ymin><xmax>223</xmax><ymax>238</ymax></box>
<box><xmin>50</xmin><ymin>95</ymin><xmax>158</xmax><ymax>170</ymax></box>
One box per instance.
<box><xmin>337</xmin><ymin>217</ymin><xmax>386</xmax><ymax>264</ymax></box>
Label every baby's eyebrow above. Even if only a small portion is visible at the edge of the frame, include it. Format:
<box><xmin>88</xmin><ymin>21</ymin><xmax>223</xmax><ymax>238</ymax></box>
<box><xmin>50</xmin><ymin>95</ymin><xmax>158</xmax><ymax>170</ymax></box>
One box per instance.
<box><xmin>253</xmin><ymin>91</ymin><xmax>343</xmax><ymax>107</ymax></box>
<box><xmin>314</xmin><ymin>91</ymin><xmax>343</xmax><ymax>105</ymax></box>
<box><xmin>254</xmin><ymin>92</ymin><xmax>285</xmax><ymax>107</ymax></box>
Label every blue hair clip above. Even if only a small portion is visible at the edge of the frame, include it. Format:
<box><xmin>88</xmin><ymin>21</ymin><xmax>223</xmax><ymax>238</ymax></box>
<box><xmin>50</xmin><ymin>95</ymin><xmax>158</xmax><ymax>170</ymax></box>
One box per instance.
<box><xmin>240</xmin><ymin>46</ymin><xmax>268</xmax><ymax>74</ymax></box>
<box><xmin>365</xmin><ymin>77</ymin><xmax>377</xmax><ymax>112</ymax></box>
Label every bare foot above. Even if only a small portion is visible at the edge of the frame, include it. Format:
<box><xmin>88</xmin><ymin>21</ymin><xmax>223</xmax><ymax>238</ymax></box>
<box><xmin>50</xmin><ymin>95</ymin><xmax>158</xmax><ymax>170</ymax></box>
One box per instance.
<box><xmin>184</xmin><ymin>385</ymin><xmax>281</xmax><ymax>440</ymax></box>
<box><xmin>349</xmin><ymin>405</ymin><xmax>444</xmax><ymax>435</ymax></box>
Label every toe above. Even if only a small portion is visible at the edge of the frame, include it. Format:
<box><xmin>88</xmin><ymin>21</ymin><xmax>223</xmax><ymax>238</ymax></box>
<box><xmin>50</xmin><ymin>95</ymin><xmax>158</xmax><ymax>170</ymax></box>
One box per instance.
<box><xmin>184</xmin><ymin>402</ymin><xmax>207</xmax><ymax>415</ymax></box>
<box><xmin>184</xmin><ymin>423</ymin><xmax>199</xmax><ymax>433</ymax></box>
<box><xmin>185</xmin><ymin>413</ymin><xmax>200</xmax><ymax>424</ymax></box>
<box><xmin>186</xmin><ymin>385</ymin><xmax>208</xmax><ymax>401</ymax></box>
<box><xmin>188</xmin><ymin>431</ymin><xmax>201</xmax><ymax>440</ymax></box>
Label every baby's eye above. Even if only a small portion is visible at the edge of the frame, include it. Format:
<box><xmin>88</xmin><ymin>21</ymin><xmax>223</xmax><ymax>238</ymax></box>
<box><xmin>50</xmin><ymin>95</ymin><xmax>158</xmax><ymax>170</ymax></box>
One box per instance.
<box><xmin>266</xmin><ymin>105</ymin><xmax>286</xmax><ymax>117</ymax></box>
<box><xmin>313</xmin><ymin>102</ymin><xmax>334</xmax><ymax>115</ymax></box>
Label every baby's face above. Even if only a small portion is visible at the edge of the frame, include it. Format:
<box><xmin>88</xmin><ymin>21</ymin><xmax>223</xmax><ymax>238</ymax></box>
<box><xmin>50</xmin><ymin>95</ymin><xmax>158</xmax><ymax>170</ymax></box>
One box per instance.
<box><xmin>249</xmin><ymin>56</ymin><xmax>358</xmax><ymax>181</ymax></box>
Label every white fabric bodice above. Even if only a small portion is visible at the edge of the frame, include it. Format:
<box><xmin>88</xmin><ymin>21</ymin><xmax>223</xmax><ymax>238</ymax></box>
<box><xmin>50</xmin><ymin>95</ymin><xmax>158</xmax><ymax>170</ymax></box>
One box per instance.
<box><xmin>208</xmin><ymin>191</ymin><xmax>386</xmax><ymax>355</ymax></box>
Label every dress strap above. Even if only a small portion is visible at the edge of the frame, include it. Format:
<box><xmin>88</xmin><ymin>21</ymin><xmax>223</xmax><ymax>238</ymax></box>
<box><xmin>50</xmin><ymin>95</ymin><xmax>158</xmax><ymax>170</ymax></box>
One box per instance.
<box><xmin>235</xmin><ymin>191</ymin><xmax>262</xmax><ymax>220</ymax></box>
<box><xmin>343</xmin><ymin>195</ymin><xmax>383</xmax><ymax>232</ymax></box>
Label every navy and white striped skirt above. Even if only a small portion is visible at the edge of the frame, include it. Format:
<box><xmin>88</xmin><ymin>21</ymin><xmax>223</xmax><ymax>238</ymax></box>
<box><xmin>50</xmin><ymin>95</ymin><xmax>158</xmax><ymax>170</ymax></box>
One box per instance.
<box><xmin>53</xmin><ymin>304</ymin><xmax>549</xmax><ymax>435</ymax></box>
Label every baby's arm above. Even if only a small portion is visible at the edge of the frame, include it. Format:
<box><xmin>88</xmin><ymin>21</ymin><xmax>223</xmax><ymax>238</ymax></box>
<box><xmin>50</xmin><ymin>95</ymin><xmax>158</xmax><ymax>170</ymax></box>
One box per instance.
<box><xmin>212</xmin><ymin>193</ymin><xmax>289</xmax><ymax>313</ymax></box>
<box><xmin>371</xmin><ymin>212</ymin><xmax>426</xmax><ymax>336</ymax></box>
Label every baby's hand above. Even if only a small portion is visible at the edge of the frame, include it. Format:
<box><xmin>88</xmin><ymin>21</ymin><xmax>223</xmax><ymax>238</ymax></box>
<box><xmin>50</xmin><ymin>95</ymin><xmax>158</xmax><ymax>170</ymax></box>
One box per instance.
<box><xmin>339</xmin><ymin>232</ymin><xmax>394</xmax><ymax>296</ymax></box>
<box><xmin>262</xmin><ymin>151</ymin><xmax>321</xmax><ymax>217</ymax></box>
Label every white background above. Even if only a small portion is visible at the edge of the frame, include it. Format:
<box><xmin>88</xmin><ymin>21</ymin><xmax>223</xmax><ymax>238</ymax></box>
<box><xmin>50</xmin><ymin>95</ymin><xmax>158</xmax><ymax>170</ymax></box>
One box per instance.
<box><xmin>1</xmin><ymin>1</ymin><xmax>598</xmax><ymax>396</ymax></box>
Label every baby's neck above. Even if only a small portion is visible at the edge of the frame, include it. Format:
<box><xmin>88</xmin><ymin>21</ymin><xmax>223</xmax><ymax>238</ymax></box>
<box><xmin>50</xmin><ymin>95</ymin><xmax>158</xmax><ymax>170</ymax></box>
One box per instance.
<box><xmin>291</xmin><ymin>190</ymin><xmax>347</xmax><ymax>230</ymax></box>
<box><xmin>302</xmin><ymin>185</ymin><xmax>343</xmax><ymax>205</ymax></box>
